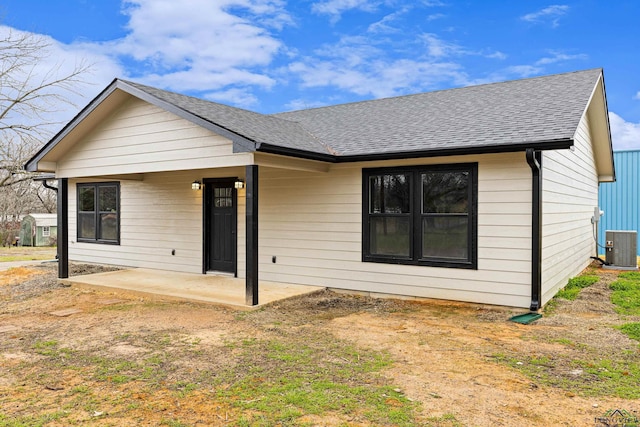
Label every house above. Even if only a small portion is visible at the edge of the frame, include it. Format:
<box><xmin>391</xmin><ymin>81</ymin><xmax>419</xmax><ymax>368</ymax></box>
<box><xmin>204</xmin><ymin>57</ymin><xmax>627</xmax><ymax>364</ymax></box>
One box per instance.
<box><xmin>25</xmin><ymin>68</ymin><xmax>615</xmax><ymax>309</ymax></box>
<box><xmin>19</xmin><ymin>213</ymin><xmax>57</xmax><ymax>247</ymax></box>
<box><xmin>598</xmin><ymin>150</ymin><xmax>640</xmax><ymax>256</ymax></box>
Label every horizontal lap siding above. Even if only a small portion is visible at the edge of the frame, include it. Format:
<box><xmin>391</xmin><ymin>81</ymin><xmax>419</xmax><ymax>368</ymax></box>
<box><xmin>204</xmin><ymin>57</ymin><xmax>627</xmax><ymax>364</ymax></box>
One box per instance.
<box><xmin>57</xmin><ymin>97</ymin><xmax>250</xmax><ymax>177</ymax></box>
<box><xmin>541</xmin><ymin>114</ymin><xmax>599</xmax><ymax>305</ymax></box>
<box><xmin>69</xmin><ymin>168</ymin><xmax>245</xmax><ymax>274</ymax></box>
<box><xmin>258</xmin><ymin>153</ymin><xmax>532</xmax><ymax>307</ymax></box>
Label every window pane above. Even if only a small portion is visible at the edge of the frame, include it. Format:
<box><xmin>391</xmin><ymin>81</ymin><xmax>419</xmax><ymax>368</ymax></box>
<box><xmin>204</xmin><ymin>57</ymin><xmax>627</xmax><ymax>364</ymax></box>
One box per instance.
<box><xmin>99</xmin><ymin>186</ymin><xmax>117</xmax><ymax>211</ymax></box>
<box><xmin>78</xmin><ymin>187</ymin><xmax>95</xmax><ymax>212</ymax></box>
<box><xmin>370</xmin><ymin>174</ymin><xmax>410</xmax><ymax>213</ymax></box>
<box><xmin>422</xmin><ymin>216</ymin><xmax>468</xmax><ymax>260</ymax></box>
<box><xmin>422</xmin><ymin>171</ymin><xmax>469</xmax><ymax>213</ymax></box>
<box><xmin>78</xmin><ymin>212</ymin><xmax>96</xmax><ymax>239</ymax></box>
<box><xmin>215</xmin><ymin>197</ymin><xmax>232</xmax><ymax>207</ymax></box>
<box><xmin>100</xmin><ymin>213</ymin><xmax>118</xmax><ymax>240</ymax></box>
<box><xmin>370</xmin><ymin>216</ymin><xmax>410</xmax><ymax>257</ymax></box>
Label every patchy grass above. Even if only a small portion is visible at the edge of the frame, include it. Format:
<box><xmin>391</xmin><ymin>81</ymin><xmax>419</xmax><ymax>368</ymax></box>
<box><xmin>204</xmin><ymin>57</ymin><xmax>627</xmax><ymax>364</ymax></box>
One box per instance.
<box><xmin>617</xmin><ymin>323</ymin><xmax>640</xmax><ymax>342</ymax></box>
<box><xmin>610</xmin><ymin>271</ymin><xmax>640</xmax><ymax>316</ymax></box>
<box><xmin>424</xmin><ymin>413</ymin><xmax>464</xmax><ymax>426</ymax></box>
<box><xmin>496</xmin><ymin>269</ymin><xmax>640</xmax><ymax>401</ymax></box>
<box><xmin>0</xmin><ymin>246</ymin><xmax>56</xmax><ymax>262</ymax></box>
<box><xmin>0</xmin><ymin>411</ymin><xmax>67</xmax><ymax>426</ymax></box>
<box><xmin>610</xmin><ymin>271</ymin><xmax>640</xmax><ymax>347</ymax></box>
<box><xmin>3</xmin><ymin>326</ymin><xmax>419</xmax><ymax>427</ymax></box>
<box><xmin>214</xmin><ymin>334</ymin><xmax>418</xmax><ymax>426</ymax></box>
<box><xmin>555</xmin><ymin>275</ymin><xmax>599</xmax><ymax>300</ymax></box>
<box><xmin>493</xmin><ymin>353</ymin><xmax>640</xmax><ymax>399</ymax></box>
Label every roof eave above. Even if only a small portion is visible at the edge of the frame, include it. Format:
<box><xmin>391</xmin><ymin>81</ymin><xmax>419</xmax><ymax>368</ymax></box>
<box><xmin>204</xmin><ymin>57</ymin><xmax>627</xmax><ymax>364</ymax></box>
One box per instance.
<box><xmin>24</xmin><ymin>79</ymin><xmax>258</xmax><ymax>173</ymax></box>
<box><xmin>24</xmin><ymin>78</ymin><xmax>121</xmax><ymax>172</ymax></box>
<box><xmin>257</xmin><ymin>139</ymin><xmax>574</xmax><ymax>163</ymax></box>
<box><xmin>574</xmin><ymin>70</ymin><xmax>615</xmax><ymax>183</ymax></box>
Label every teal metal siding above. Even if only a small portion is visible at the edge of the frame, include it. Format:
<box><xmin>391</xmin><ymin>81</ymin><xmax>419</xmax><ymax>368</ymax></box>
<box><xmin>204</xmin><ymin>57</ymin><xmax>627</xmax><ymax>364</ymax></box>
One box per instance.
<box><xmin>598</xmin><ymin>150</ymin><xmax>640</xmax><ymax>255</ymax></box>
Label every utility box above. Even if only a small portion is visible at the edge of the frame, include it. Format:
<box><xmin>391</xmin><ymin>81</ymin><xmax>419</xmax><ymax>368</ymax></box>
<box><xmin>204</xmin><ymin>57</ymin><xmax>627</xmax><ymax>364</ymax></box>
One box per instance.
<box><xmin>605</xmin><ymin>230</ymin><xmax>638</xmax><ymax>269</ymax></box>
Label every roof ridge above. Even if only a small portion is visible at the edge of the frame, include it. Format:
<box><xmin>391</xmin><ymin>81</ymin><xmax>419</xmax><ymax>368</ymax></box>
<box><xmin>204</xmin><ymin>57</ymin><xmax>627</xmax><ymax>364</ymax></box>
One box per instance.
<box><xmin>273</xmin><ymin>68</ymin><xmax>603</xmax><ymax>115</ymax></box>
<box><xmin>119</xmin><ymin>79</ymin><xmax>335</xmax><ymax>156</ymax></box>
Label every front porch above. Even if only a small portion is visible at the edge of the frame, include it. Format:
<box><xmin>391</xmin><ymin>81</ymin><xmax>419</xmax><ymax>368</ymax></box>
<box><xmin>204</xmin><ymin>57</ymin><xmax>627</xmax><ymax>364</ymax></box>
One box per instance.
<box><xmin>61</xmin><ymin>268</ymin><xmax>325</xmax><ymax>310</ymax></box>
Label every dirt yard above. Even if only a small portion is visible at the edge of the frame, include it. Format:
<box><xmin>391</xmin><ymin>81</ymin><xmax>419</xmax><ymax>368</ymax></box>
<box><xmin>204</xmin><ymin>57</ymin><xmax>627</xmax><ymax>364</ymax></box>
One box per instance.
<box><xmin>1</xmin><ymin>262</ymin><xmax>639</xmax><ymax>426</ymax></box>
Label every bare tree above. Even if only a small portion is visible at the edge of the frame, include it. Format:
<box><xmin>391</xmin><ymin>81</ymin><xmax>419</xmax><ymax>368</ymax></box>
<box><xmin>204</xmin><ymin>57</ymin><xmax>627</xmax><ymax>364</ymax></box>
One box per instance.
<box><xmin>0</xmin><ymin>28</ymin><xmax>91</xmax><ymax>245</ymax></box>
<box><xmin>0</xmin><ymin>28</ymin><xmax>91</xmax><ymax>188</ymax></box>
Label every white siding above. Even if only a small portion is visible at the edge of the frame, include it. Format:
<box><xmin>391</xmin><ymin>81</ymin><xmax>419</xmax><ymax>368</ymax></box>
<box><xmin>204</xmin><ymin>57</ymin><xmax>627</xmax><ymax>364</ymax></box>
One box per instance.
<box><xmin>69</xmin><ymin>168</ymin><xmax>245</xmax><ymax>274</ymax></box>
<box><xmin>540</xmin><ymin>114</ymin><xmax>599</xmax><ymax>305</ymax></box>
<box><xmin>65</xmin><ymin>152</ymin><xmax>534</xmax><ymax>307</ymax></box>
<box><xmin>258</xmin><ymin>153</ymin><xmax>533</xmax><ymax>308</ymax></box>
<box><xmin>57</xmin><ymin>97</ymin><xmax>252</xmax><ymax>178</ymax></box>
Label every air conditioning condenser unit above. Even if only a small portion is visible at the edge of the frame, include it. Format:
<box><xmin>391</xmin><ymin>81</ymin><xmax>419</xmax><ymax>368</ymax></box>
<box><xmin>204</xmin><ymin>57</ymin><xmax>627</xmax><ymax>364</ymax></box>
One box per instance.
<box><xmin>605</xmin><ymin>230</ymin><xmax>638</xmax><ymax>270</ymax></box>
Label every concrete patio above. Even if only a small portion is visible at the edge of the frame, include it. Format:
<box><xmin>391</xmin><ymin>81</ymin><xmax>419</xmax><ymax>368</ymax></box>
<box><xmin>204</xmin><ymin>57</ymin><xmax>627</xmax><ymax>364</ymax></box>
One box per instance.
<box><xmin>61</xmin><ymin>268</ymin><xmax>325</xmax><ymax>310</ymax></box>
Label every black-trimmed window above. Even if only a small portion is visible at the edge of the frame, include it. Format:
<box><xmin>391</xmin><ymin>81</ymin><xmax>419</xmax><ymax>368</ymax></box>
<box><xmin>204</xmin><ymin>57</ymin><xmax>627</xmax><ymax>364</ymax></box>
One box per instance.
<box><xmin>363</xmin><ymin>163</ymin><xmax>477</xmax><ymax>269</ymax></box>
<box><xmin>77</xmin><ymin>182</ymin><xmax>120</xmax><ymax>244</ymax></box>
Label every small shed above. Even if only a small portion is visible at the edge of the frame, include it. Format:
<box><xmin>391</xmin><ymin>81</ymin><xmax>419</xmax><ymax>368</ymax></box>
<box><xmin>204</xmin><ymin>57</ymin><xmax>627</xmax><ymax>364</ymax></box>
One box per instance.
<box><xmin>19</xmin><ymin>213</ymin><xmax>57</xmax><ymax>247</ymax></box>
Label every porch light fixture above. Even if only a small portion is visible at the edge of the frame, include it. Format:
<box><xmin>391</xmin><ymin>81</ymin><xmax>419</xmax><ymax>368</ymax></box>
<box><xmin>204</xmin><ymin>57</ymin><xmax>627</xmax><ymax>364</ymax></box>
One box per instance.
<box><xmin>191</xmin><ymin>180</ymin><xmax>201</xmax><ymax>190</ymax></box>
<box><xmin>234</xmin><ymin>179</ymin><xmax>244</xmax><ymax>189</ymax></box>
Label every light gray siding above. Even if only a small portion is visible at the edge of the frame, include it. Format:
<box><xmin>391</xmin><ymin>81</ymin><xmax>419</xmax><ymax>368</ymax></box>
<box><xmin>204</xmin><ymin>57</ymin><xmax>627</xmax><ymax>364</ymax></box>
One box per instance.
<box><xmin>67</xmin><ymin>152</ymin><xmax>535</xmax><ymax>307</ymax></box>
<box><xmin>258</xmin><ymin>153</ymin><xmax>533</xmax><ymax>308</ymax></box>
<box><xmin>56</xmin><ymin>97</ymin><xmax>252</xmax><ymax>178</ymax></box>
<box><xmin>540</xmin><ymin>114</ymin><xmax>599</xmax><ymax>304</ymax></box>
<box><xmin>69</xmin><ymin>168</ymin><xmax>246</xmax><ymax>273</ymax></box>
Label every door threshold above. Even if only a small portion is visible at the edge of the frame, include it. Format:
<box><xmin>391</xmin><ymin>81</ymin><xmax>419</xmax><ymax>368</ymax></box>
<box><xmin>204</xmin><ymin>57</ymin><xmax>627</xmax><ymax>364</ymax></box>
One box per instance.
<box><xmin>206</xmin><ymin>271</ymin><xmax>235</xmax><ymax>277</ymax></box>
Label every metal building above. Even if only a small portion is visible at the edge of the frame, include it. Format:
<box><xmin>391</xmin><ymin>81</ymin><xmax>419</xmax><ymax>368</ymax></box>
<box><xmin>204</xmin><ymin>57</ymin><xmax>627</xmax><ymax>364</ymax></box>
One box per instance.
<box><xmin>598</xmin><ymin>150</ymin><xmax>640</xmax><ymax>256</ymax></box>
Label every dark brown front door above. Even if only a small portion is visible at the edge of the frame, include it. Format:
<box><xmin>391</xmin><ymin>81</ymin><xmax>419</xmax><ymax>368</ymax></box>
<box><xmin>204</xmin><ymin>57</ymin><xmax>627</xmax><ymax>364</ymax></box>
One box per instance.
<box><xmin>204</xmin><ymin>179</ymin><xmax>237</xmax><ymax>274</ymax></box>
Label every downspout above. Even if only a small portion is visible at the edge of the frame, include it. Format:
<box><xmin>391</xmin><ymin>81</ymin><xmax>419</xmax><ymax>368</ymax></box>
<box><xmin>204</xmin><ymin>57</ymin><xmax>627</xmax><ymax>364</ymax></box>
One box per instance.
<box><xmin>41</xmin><ymin>180</ymin><xmax>58</xmax><ymax>192</ymax></box>
<box><xmin>526</xmin><ymin>149</ymin><xmax>542</xmax><ymax>311</ymax></box>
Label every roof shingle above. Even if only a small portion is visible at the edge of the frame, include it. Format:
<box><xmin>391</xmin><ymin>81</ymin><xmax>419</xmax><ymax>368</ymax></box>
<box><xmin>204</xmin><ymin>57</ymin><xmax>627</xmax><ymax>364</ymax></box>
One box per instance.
<box><xmin>124</xmin><ymin>69</ymin><xmax>602</xmax><ymax>158</ymax></box>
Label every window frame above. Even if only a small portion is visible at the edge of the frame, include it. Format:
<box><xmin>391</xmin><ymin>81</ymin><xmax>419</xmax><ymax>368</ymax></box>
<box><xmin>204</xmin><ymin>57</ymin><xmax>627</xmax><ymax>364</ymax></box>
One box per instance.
<box><xmin>362</xmin><ymin>163</ymin><xmax>478</xmax><ymax>269</ymax></box>
<box><xmin>76</xmin><ymin>182</ymin><xmax>120</xmax><ymax>245</ymax></box>
<box><xmin>42</xmin><ymin>226</ymin><xmax>50</xmax><ymax>237</ymax></box>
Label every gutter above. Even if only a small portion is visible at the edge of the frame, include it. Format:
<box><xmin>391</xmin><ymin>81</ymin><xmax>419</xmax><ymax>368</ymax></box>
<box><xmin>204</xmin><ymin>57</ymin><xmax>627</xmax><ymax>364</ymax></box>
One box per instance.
<box><xmin>41</xmin><ymin>180</ymin><xmax>58</xmax><ymax>192</ymax></box>
<box><xmin>256</xmin><ymin>138</ymin><xmax>574</xmax><ymax>164</ymax></box>
<box><xmin>33</xmin><ymin>174</ymin><xmax>58</xmax><ymax>192</ymax></box>
<box><xmin>526</xmin><ymin>148</ymin><xmax>542</xmax><ymax>311</ymax></box>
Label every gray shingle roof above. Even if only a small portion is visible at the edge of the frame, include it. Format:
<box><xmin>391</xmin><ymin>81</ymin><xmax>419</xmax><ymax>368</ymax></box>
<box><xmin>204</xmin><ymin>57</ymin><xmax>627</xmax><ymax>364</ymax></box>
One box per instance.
<box><xmin>122</xmin><ymin>80</ymin><xmax>332</xmax><ymax>155</ymax></box>
<box><xmin>126</xmin><ymin>69</ymin><xmax>602</xmax><ymax>158</ymax></box>
<box><xmin>274</xmin><ymin>68</ymin><xmax>602</xmax><ymax>157</ymax></box>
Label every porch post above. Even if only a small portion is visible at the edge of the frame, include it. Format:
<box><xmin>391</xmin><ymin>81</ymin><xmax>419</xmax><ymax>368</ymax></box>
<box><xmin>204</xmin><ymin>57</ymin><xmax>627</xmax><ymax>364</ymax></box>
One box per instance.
<box><xmin>57</xmin><ymin>178</ymin><xmax>69</xmax><ymax>279</ymax></box>
<box><xmin>245</xmin><ymin>165</ymin><xmax>259</xmax><ymax>305</ymax></box>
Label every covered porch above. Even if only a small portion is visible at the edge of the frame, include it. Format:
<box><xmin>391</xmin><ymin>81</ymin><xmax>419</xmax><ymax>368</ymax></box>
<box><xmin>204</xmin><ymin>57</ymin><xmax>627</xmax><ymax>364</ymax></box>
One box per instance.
<box><xmin>61</xmin><ymin>267</ymin><xmax>325</xmax><ymax>310</ymax></box>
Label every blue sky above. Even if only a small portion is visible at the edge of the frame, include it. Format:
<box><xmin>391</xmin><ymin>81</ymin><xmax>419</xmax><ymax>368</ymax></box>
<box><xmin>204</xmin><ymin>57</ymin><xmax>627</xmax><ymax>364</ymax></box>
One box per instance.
<box><xmin>2</xmin><ymin>0</ymin><xmax>640</xmax><ymax>150</ymax></box>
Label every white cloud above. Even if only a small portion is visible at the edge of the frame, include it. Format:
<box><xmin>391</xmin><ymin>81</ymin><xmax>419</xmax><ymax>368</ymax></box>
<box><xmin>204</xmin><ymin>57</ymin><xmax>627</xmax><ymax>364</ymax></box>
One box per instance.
<box><xmin>535</xmin><ymin>50</ymin><xmax>588</xmax><ymax>65</ymax></box>
<box><xmin>367</xmin><ymin>8</ymin><xmax>410</xmax><ymax>33</ymax></box>
<box><xmin>284</xmin><ymin>99</ymin><xmax>329</xmax><ymax>111</ymax></box>
<box><xmin>609</xmin><ymin>112</ymin><xmax>640</xmax><ymax>151</ymax></box>
<box><xmin>288</xmin><ymin>34</ymin><xmax>471</xmax><ymax>99</ymax></box>
<box><xmin>421</xmin><ymin>33</ymin><xmax>507</xmax><ymax>61</ymax></box>
<box><xmin>108</xmin><ymin>0</ymin><xmax>289</xmax><ymax>93</ymax></box>
<box><xmin>486</xmin><ymin>51</ymin><xmax>507</xmax><ymax>60</ymax></box>
<box><xmin>0</xmin><ymin>26</ymin><xmax>122</xmax><ymax>138</ymax></box>
<box><xmin>426</xmin><ymin>13</ymin><xmax>445</xmax><ymax>21</ymax></box>
<box><xmin>311</xmin><ymin>0</ymin><xmax>379</xmax><ymax>23</ymax></box>
<box><xmin>521</xmin><ymin>4</ymin><xmax>569</xmax><ymax>27</ymax></box>
<box><xmin>203</xmin><ymin>88</ymin><xmax>259</xmax><ymax>108</ymax></box>
<box><xmin>421</xmin><ymin>33</ymin><xmax>466</xmax><ymax>58</ymax></box>
<box><xmin>1</xmin><ymin>0</ymin><xmax>293</xmax><ymax>114</ymax></box>
<box><xmin>289</xmin><ymin>58</ymin><xmax>469</xmax><ymax>98</ymax></box>
<box><xmin>634</xmin><ymin>92</ymin><xmax>640</xmax><ymax>100</ymax></box>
